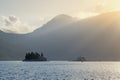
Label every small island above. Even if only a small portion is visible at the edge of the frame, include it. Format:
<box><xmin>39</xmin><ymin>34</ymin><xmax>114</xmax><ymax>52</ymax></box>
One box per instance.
<box><xmin>75</xmin><ymin>56</ymin><xmax>86</xmax><ymax>62</ymax></box>
<box><xmin>23</xmin><ymin>52</ymin><xmax>47</xmax><ymax>61</ymax></box>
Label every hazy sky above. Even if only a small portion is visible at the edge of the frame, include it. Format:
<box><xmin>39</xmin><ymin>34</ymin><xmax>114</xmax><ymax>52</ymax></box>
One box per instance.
<box><xmin>0</xmin><ymin>0</ymin><xmax>119</xmax><ymax>34</ymax></box>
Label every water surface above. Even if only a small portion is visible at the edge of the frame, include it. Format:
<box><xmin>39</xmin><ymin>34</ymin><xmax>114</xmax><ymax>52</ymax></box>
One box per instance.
<box><xmin>0</xmin><ymin>61</ymin><xmax>120</xmax><ymax>80</ymax></box>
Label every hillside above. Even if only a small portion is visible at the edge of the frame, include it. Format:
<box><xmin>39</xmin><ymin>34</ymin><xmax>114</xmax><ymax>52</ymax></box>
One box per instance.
<box><xmin>0</xmin><ymin>11</ymin><xmax>120</xmax><ymax>60</ymax></box>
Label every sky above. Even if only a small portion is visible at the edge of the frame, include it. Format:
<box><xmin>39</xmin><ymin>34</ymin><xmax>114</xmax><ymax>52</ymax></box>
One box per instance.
<box><xmin>0</xmin><ymin>0</ymin><xmax>120</xmax><ymax>34</ymax></box>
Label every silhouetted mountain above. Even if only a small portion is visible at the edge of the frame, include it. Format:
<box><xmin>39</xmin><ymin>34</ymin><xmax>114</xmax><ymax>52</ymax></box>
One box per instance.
<box><xmin>0</xmin><ymin>11</ymin><xmax>120</xmax><ymax>61</ymax></box>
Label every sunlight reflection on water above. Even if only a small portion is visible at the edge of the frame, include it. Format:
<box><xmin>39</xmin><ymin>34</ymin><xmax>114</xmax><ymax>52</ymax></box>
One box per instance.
<box><xmin>0</xmin><ymin>61</ymin><xmax>120</xmax><ymax>80</ymax></box>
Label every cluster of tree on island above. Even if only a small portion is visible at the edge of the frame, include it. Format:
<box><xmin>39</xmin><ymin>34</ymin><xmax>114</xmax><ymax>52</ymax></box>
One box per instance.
<box><xmin>23</xmin><ymin>52</ymin><xmax>47</xmax><ymax>61</ymax></box>
<box><xmin>23</xmin><ymin>52</ymin><xmax>86</xmax><ymax>61</ymax></box>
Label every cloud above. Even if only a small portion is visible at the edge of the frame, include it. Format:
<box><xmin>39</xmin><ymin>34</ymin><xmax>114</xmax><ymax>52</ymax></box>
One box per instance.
<box><xmin>94</xmin><ymin>4</ymin><xmax>105</xmax><ymax>12</ymax></box>
<box><xmin>0</xmin><ymin>15</ymin><xmax>37</xmax><ymax>34</ymax></box>
<box><xmin>93</xmin><ymin>0</ymin><xmax>120</xmax><ymax>13</ymax></box>
<box><xmin>2</xmin><ymin>15</ymin><xmax>21</xmax><ymax>26</ymax></box>
<box><xmin>76</xmin><ymin>11</ymin><xmax>99</xmax><ymax>19</ymax></box>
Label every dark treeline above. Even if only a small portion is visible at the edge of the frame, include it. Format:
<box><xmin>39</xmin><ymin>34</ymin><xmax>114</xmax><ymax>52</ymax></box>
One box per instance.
<box><xmin>24</xmin><ymin>52</ymin><xmax>86</xmax><ymax>62</ymax></box>
<box><xmin>25</xmin><ymin>52</ymin><xmax>40</xmax><ymax>60</ymax></box>
<box><xmin>24</xmin><ymin>52</ymin><xmax>47</xmax><ymax>61</ymax></box>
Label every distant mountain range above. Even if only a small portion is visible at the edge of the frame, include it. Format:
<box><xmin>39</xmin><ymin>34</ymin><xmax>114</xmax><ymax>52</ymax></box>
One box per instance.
<box><xmin>0</xmin><ymin>11</ymin><xmax>120</xmax><ymax>61</ymax></box>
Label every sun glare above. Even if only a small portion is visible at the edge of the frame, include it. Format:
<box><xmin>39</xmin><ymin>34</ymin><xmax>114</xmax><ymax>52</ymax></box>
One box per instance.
<box><xmin>76</xmin><ymin>12</ymin><xmax>99</xmax><ymax>19</ymax></box>
<box><xmin>77</xmin><ymin>0</ymin><xmax>120</xmax><ymax>19</ymax></box>
<box><xmin>107</xmin><ymin>0</ymin><xmax>120</xmax><ymax>11</ymax></box>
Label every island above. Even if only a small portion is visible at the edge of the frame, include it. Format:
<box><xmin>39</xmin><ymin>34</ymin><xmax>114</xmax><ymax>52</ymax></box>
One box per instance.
<box><xmin>75</xmin><ymin>56</ymin><xmax>86</xmax><ymax>62</ymax></box>
<box><xmin>23</xmin><ymin>52</ymin><xmax>47</xmax><ymax>61</ymax></box>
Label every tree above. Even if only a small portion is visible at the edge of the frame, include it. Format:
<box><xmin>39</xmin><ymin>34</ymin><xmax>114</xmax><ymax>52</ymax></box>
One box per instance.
<box><xmin>41</xmin><ymin>52</ymin><xmax>44</xmax><ymax>57</ymax></box>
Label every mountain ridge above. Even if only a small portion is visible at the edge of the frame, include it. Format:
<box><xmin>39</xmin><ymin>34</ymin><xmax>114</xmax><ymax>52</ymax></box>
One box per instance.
<box><xmin>0</xmin><ymin>11</ymin><xmax>120</xmax><ymax>60</ymax></box>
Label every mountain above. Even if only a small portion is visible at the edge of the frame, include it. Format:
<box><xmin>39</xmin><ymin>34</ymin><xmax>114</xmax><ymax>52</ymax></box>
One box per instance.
<box><xmin>30</xmin><ymin>14</ymin><xmax>77</xmax><ymax>36</ymax></box>
<box><xmin>0</xmin><ymin>30</ymin><xmax>27</xmax><ymax>60</ymax></box>
<box><xmin>0</xmin><ymin>11</ymin><xmax>120</xmax><ymax>60</ymax></box>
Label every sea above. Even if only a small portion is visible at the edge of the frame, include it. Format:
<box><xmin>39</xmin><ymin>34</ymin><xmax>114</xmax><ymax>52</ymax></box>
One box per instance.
<box><xmin>0</xmin><ymin>61</ymin><xmax>120</xmax><ymax>80</ymax></box>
